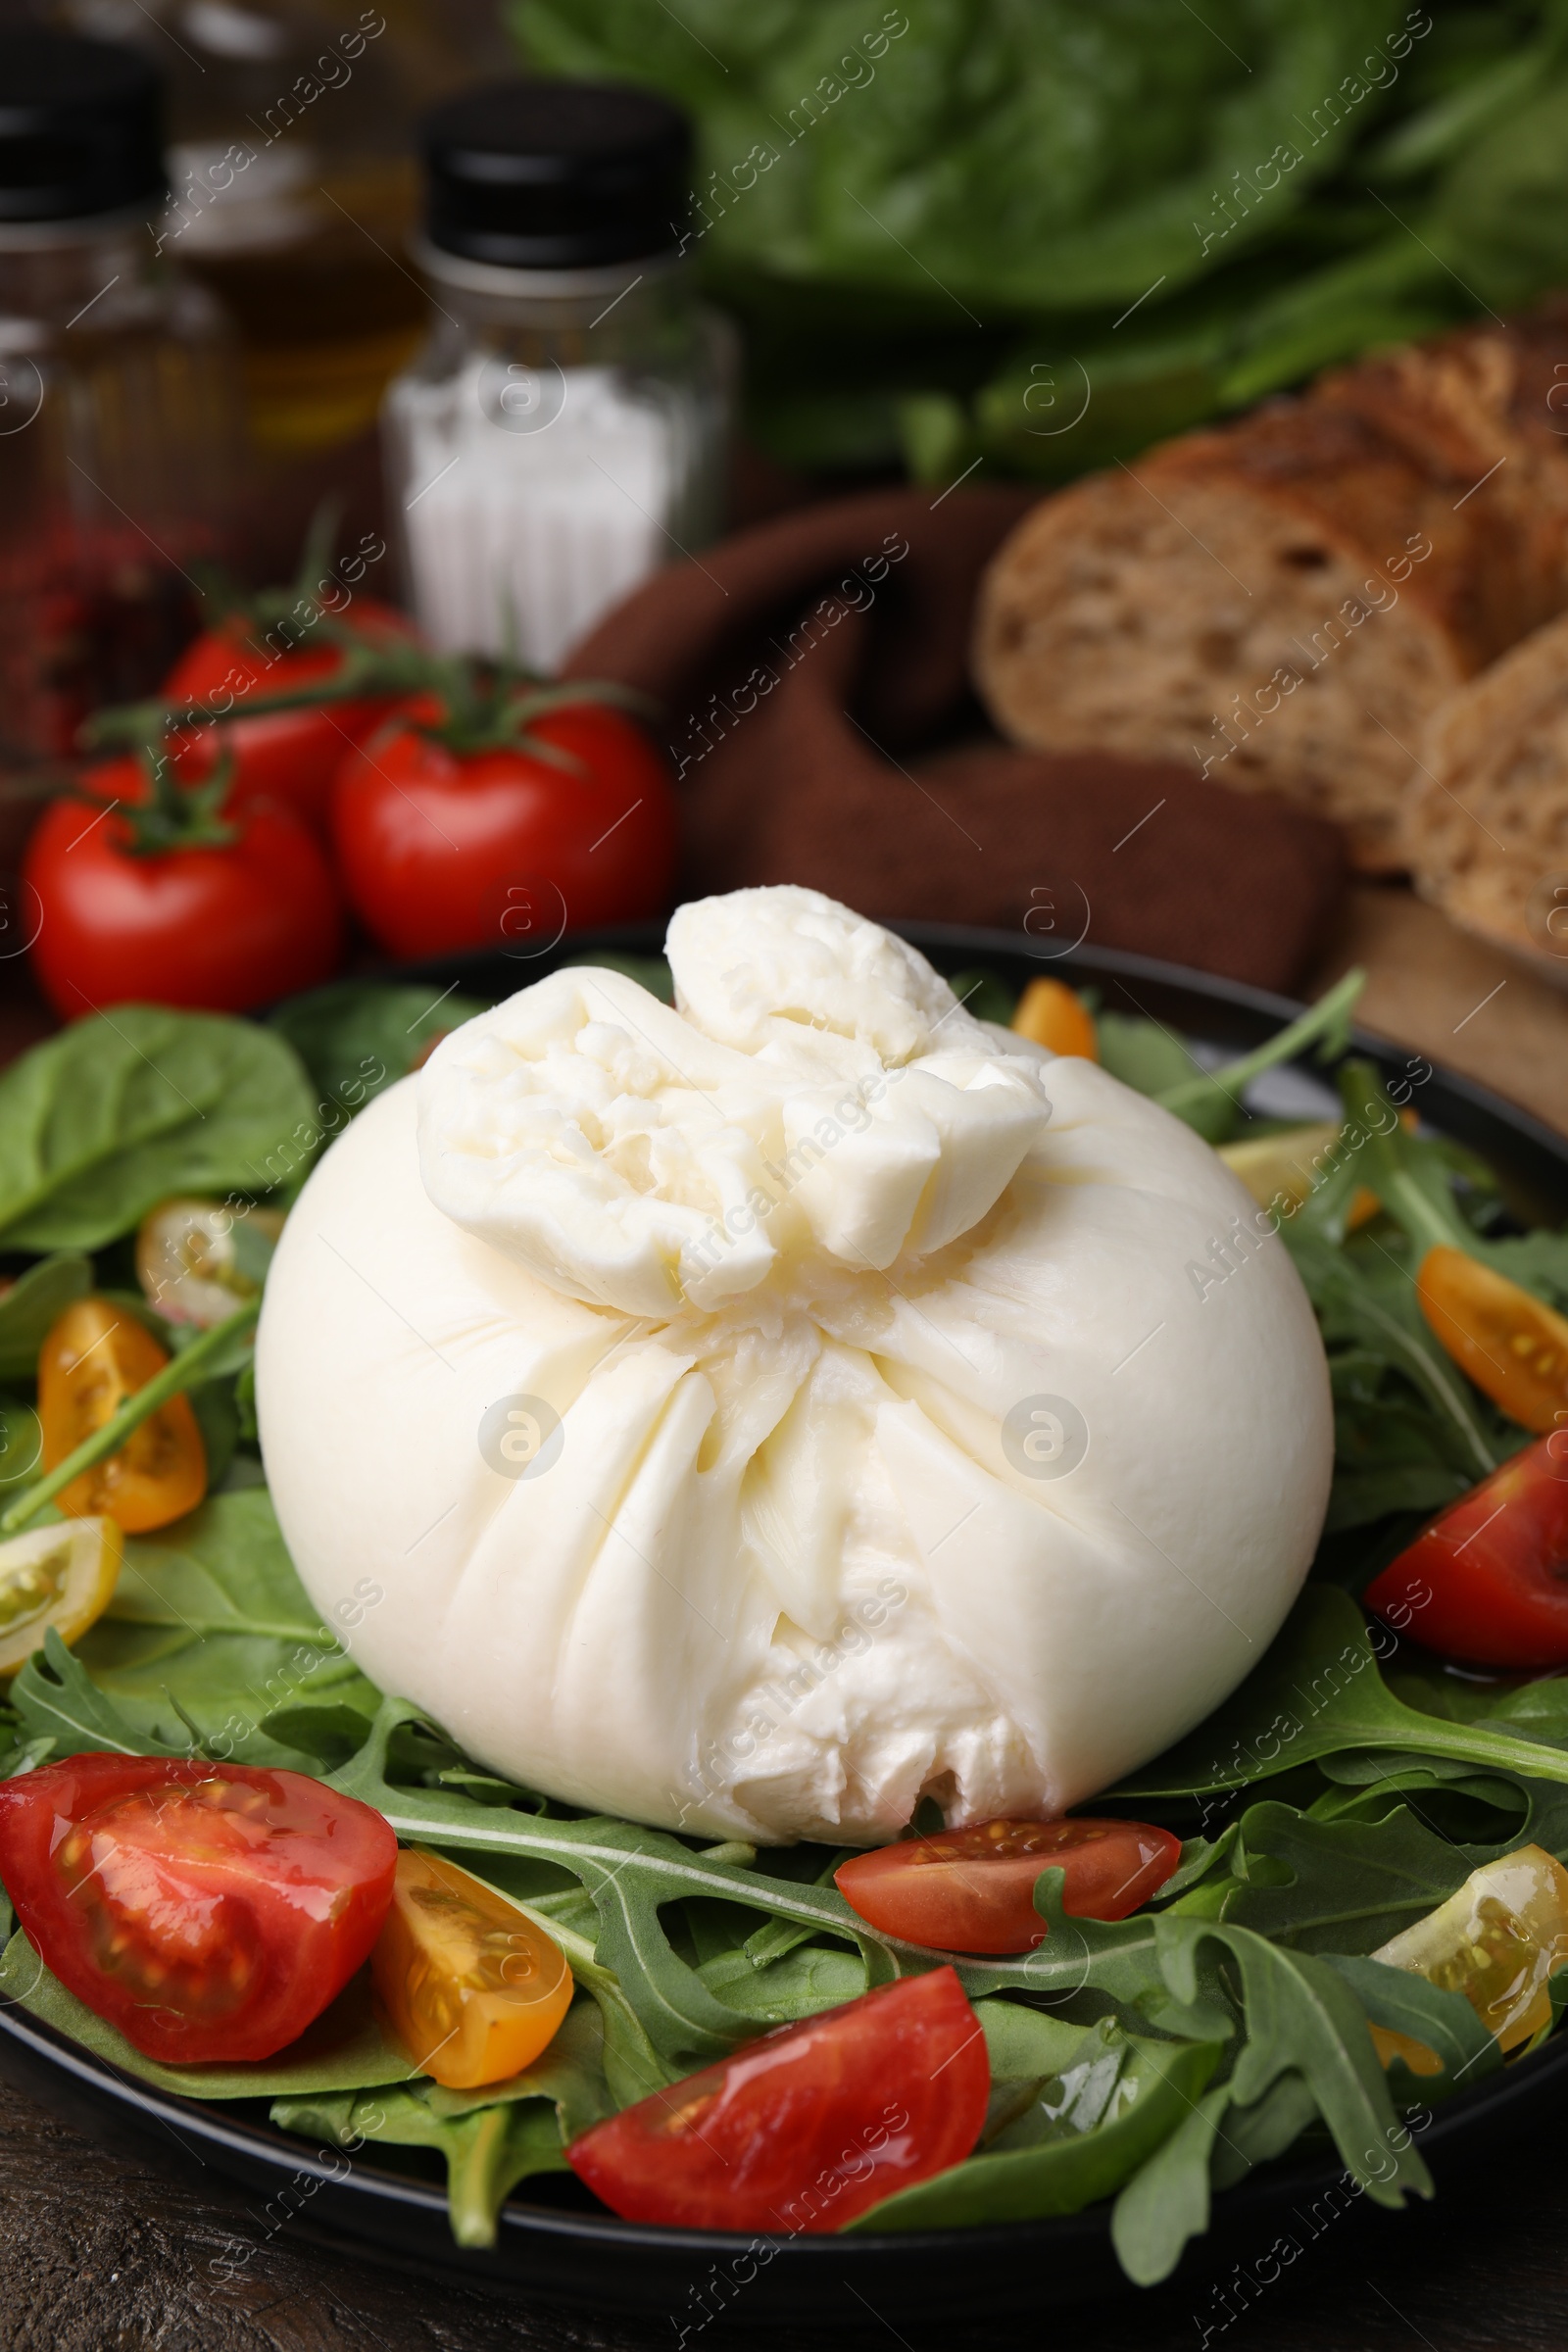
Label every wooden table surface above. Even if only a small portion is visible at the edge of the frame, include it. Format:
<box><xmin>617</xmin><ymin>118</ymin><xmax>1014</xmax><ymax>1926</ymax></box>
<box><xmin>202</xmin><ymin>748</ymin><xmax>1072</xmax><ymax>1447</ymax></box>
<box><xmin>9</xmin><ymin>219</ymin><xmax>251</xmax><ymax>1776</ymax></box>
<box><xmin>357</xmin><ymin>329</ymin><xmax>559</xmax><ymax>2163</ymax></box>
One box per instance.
<box><xmin>1</xmin><ymin>880</ymin><xmax>1566</xmax><ymax>2351</ymax></box>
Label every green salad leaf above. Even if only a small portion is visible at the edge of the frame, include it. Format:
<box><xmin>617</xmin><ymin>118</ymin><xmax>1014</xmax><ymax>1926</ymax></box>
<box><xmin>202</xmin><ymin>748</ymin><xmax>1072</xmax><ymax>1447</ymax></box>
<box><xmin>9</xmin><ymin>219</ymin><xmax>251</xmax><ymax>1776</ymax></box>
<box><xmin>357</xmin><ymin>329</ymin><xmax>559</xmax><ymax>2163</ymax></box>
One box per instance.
<box><xmin>1322</xmin><ymin>1954</ymin><xmax>1501</xmax><ymax>2099</ymax></box>
<box><xmin>516</xmin><ymin>0</ymin><xmax>1396</xmax><ymax>315</ymax></box>
<box><xmin>10</xmin><ymin>1494</ymin><xmax>374</xmax><ymax>1770</ymax></box>
<box><xmin>268</xmin><ymin>981</ymin><xmax>491</xmax><ymax>1120</ymax></box>
<box><xmin>275</xmin><ymin>2084</ymin><xmax>568</xmax><ymax>2247</ymax></box>
<box><xmin>0</xmin><ymin>1008</ymin><xmax>317</xmax><ymax>1250</ymax></box>
<box><xmin>1116</xmin><ymin>1586</ymin><xmax>1568</xmax><ymax>1805</ymax></box>
<box><xmin>848</xmin><ymin>2031</ymin><xmax>1220</xmax><ymax>2231</ymax></box>
<box><xmin>0</xmin><ymin>1253</ymin><xmax>91</xmax><ymax>1382</ymax></box>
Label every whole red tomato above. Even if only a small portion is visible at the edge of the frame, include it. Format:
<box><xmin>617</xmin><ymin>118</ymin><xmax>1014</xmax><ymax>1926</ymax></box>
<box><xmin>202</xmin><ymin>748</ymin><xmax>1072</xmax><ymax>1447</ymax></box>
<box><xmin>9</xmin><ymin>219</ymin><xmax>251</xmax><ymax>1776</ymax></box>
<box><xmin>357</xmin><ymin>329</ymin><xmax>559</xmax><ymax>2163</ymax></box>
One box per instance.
<box><xmin>331</xmin><ymin>694</ymin><xmax>679</xmax><ymax>959</ymax></box>
<box><xmin>25</xmin><ymin>752</ymin><xmax>342</xmax><ymax>1016</ymax></box>
<box><xmin>165</xmin><ymin>596</ymin><xmax>415</xmax><ymax>833</ymax></box>
<box><xmin>0</xmin><ymin>1752</ymin><xmax>396</xmax><ymax>2063</ymax></box>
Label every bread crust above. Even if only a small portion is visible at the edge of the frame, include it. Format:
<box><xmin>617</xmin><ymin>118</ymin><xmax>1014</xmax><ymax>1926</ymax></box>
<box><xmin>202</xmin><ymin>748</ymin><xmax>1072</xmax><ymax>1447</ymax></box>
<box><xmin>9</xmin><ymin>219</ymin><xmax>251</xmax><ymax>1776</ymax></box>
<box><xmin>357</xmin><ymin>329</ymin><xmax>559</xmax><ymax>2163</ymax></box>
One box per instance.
<box><xmin>1408</xmin><ymin>611</ymin><xmax>1568</xmax><ymax>976</ymax></box>
<box><xmin>975</xmin><ymin>304</ymin><xmax>1568</xmax><ymax>872</ymax></box>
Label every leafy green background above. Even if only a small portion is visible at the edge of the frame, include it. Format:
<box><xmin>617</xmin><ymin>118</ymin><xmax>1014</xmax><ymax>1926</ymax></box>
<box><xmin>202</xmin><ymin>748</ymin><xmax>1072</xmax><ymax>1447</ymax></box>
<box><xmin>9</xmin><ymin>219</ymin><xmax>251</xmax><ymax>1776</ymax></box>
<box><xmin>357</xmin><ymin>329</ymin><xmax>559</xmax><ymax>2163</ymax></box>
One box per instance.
<box><xmin>511</xmin><ymin>0</ymin><xmax>1568</xmax><ymax>475</ymax></box>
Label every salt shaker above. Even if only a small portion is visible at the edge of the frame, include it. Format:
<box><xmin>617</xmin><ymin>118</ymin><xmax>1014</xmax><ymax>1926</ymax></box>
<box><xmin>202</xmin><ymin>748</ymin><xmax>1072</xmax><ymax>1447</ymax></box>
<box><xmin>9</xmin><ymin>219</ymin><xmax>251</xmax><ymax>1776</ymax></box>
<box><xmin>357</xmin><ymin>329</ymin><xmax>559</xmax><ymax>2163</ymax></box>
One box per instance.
<box><xmin>381</xmin><ymin>79</ymin><xmax>731</xmax><ymax>674</ymax></box>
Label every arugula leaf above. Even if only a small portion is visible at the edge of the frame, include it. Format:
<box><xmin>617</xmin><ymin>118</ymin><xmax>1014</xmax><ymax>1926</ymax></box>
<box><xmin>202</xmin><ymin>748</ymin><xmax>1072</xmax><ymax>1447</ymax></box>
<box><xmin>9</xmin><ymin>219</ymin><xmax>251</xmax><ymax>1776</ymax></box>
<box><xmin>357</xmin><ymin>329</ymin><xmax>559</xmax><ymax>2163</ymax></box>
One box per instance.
<box><xmin>10</xmin><ymin>1628</ymin><xmax>174</xmax><ymax>1758</ymax></box>
<box><xmin>1154</xmin><ymin>1918</ymin><xmax>1431</xmax><ymax>2209</ymax></box>
<box><xmin>1286</xmin><ymin>1229</ymin><xmax>1503</xmax><ymax>1484</ymax></box>
<box><xmin>273</xmin><ymin>2084</ymin><xmax>567</xmax><ymax>2247</ymax></box>
<box><xmin>330</xmin><ymin>1698</ymin><xmax>901</xmax><ymax>2071</ymax></box>
<box><xmin>1095</xmin><ymin>1013</ymin><xmax>1200</xmax><ymax>1100</ymax></box>
<box><xmin>267</xmin><ymin>982</ymin><xmax>490</xmax><ymax>1117</ymax></box>
<box><xmin>846</xmin><ymin>2034</ymin><xmax>1219</xmax><ymax>2231</ymax></box>
<box><xmin>1116</xmin><ymin>1586</ymin><xmax>1568</xmax><ymax>1804</ymax></box>
<box><xmin>1323</xmin><ymin>1954</ymin><xmax>1501</xmax><ymax>2100</ymax></box>
<box><xmin>1226</xmin><ymin>1799</ymin><xmax>1482</xmax><ymax>1953</ymax></box>
<box><xmin>0</xmin><ymin>1253</ymin><xmax>91</xmax><ymax>1382</ymax></box>
<box><xmin>0</xmin><ymin>1933</ymin><xmax>413</xmax><ymax>2098</ymax></box>
<box><xmin>1109</xmin><ymin>2082</ymin><xmax>1233</xmax><ymax>2285</ymax></box>
<box><xmin>419</xmin><ymin>1998</ymin><xmax>614</xmax><ymax>2135</ymax></box>
<box><xmin>273</xmin><ymin>1997</ymin><xmax>617</xmax><ymax>2245</ymax></box>
<box><xmin>1154</xmin><ymin>970</ymin><xmax>1365</xmax><ymax>1144</ymax></box>
<box><xmin>0</xmin><ymin>1008</ymin><xmax>317</xmax><ymax>1250</ymax></box>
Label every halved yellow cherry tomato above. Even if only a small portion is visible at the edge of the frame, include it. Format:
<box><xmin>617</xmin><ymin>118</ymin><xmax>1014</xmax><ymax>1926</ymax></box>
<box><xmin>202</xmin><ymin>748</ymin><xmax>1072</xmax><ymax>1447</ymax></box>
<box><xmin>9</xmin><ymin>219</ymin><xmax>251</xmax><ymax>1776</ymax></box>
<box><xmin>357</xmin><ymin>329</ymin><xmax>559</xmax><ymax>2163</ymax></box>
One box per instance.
<box><xmin>135</xmin><ymin>1198</ymin><xmax>283</xmax><ymax>1330</ymax></box>
<box><xmin>0</xmin><ymin>1516</ymin><xmax>122</xmax><ymax>1675</ymax></box>
<box><xmin>38</xmin><ymin>1298</ymin><xmax>206</xmax><ymax>1533</ymax></box>
<box><xmin>1417</xmin><ymin>1247</ymin><xmax>1568</xmax><ymax>1435</ymax></box>
<box><xmin>1372</xmin><ymin>1843</ymin><xmax>1568</xmax><ymax>2053</ymax></box>
<box><xmin>1011</xmin><ymin>979</ymin><xmax>1099</xmax><ymax>1060</ymax></box>
<box><xmin>1367</xmin><ymin>2024</ymin><xmax>1444</xmax><ymax>2078</ymax></box>
<box><xmin>1219</xmin><ymin>1124</ymin><xmax>1380</xmax><ymax>1231</ymax></box>
<box><xmin>371</xmin><ymin>1847</ymin><xmax>572</xmax><ymax>2089</ymax></box>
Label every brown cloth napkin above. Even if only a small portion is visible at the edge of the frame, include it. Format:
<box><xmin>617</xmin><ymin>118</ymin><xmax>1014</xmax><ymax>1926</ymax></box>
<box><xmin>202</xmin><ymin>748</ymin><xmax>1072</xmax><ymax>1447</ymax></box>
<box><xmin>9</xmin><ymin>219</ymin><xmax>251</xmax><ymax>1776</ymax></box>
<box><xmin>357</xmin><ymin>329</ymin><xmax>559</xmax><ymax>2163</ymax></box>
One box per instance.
<box><xmin>564</xmin><ymin>486</ymin><xmax>1346</xmax><ymax>993</ymax></box>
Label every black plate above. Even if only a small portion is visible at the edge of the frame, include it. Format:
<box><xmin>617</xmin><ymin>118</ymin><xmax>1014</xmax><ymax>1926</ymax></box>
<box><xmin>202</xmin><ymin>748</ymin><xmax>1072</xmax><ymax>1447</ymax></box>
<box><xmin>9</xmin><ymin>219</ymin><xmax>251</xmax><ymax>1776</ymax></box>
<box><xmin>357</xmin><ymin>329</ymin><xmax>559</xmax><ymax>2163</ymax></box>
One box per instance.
<box><xmin>4</xmin><ymin>921</ymin><xmax>1566</xmax><ymax>2327</ymax></box>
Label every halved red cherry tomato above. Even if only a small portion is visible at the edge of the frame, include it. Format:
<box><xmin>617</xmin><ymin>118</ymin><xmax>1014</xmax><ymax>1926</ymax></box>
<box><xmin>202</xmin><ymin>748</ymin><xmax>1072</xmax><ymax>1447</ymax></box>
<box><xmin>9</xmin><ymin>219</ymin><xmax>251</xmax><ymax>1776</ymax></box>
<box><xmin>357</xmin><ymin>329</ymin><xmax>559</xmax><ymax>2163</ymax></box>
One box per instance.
<box><xmin>164</xmin><ymin>597</ymin><xmax>415</xmax><ymax>833</ymax></box>
<box><xmin>835</xmin><ymin>1817</ymin><xmax>1183</xmax><ymax>1954</ymax></box>
<box><xmin>1364</xmin><ymin>1429</ymin><xmax>1568</xmax><ymax>1668</ymax></box>
<box><xmin>0</xmin><ymin>1753</ymin><xmax>396</xmax><ymax>2063</ymax></box>
<box><xmin>567</xmin><ymin>1968</ymin><xmax>987</xmax><ymax>2233</ymax></box>
<box><xmin>39</xmin><ymin>1295</ymin><xmax>206</xmax><ymax>1533</ymax></box>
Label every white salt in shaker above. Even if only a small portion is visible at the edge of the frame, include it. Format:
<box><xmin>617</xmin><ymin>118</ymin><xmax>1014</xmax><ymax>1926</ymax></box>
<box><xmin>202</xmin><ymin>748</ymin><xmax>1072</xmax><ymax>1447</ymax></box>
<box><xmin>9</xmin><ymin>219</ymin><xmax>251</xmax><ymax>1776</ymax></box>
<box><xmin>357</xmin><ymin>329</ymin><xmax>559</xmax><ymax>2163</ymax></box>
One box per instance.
<box><xmin>381</xmin><ymin>79</ymin><xmax>731</xmax><ymax>674</ymax></box>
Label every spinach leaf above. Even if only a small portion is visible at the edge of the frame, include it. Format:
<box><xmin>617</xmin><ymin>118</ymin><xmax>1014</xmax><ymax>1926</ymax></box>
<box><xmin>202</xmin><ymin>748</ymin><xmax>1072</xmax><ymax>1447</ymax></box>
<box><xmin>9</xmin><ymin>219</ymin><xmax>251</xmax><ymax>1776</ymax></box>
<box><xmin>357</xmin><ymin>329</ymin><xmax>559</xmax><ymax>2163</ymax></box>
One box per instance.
<box><xmin>517</xmin><ymin>2</ymin><xmax>1393</xmax><ymax>316</ymax></box>
<box><xmin>846</xmin><ymin>2034</ymin><xmax>1219</xmax><ymax>2231</ymax></box>
<box><xmin>0</xmin><ymin>1396</ymin><xmax>41</xmax><ymax>1494</ymax></box>
<box><xmin>11</xmin><ymin>1494</ymin><xmax>375</xmax><ymax>1769</ymax></box>
<box><xmin>0</xmin><ymin>1009</ymin><xmax>317</xmax><ymax>1250</ymax></box>
<box><xmin>268</xmin><ymin>981</ymin><xmax>490</xmax><ymax>1117</ymax></box>
<box><xmin>0</xmin><ymin>1254</ymin><xmax>91</xmax><ymax>1382</ymax></box>
<box><xmin>0</xmin><ymin>1933</ymin><xmax>413</xmax><ymax>2098</ymax></box>
<box><xmin>559</xmin><ymin>953</ymin><xmax>674</xmax><ymax>1005</ymax></box>
<box><xmin>1116</xmin><ymin>1586</ymin><xmax>1568</xmax><ymax>1805</ymax></box>
<box><xmin>945</xmin><ymin>967</ymin><xmax>1016</xmax><ymax>1029</ymax></box>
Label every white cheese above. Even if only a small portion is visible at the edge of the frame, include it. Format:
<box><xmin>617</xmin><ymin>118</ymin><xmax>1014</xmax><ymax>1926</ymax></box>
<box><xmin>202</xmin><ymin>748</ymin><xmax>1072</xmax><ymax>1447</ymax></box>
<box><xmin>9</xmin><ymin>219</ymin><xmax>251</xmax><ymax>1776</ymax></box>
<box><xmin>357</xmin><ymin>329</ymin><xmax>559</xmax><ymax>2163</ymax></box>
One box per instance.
<box><xmin>257</xmin><ymin>886</ymin><xmax>1332</xmax><ymax>1843</ymax></box>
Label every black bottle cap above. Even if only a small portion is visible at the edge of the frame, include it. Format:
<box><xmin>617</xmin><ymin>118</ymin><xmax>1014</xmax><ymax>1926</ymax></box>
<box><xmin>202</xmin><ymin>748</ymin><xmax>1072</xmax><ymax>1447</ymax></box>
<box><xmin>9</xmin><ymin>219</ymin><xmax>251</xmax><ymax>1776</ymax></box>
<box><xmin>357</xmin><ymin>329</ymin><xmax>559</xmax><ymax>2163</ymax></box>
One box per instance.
<box><xmin>421</xmin><ymin>78</ymin><xmax>692</xmax><ymax>270</ymax></box>
<box><xmin>0</xmin><ymin>33</ymin><xmax>165</xmax><ymax>226</ymax></box>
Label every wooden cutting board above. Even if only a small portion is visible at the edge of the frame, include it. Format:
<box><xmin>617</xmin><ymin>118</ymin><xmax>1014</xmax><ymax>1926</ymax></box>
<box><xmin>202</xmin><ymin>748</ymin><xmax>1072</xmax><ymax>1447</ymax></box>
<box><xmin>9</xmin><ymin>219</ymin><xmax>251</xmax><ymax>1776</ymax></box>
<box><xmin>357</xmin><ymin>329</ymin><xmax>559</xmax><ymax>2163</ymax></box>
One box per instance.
<box><xmin>1310</xmin><ymin>882</ymin><xmax>1568</xmax><ymax>1140</ymax></box>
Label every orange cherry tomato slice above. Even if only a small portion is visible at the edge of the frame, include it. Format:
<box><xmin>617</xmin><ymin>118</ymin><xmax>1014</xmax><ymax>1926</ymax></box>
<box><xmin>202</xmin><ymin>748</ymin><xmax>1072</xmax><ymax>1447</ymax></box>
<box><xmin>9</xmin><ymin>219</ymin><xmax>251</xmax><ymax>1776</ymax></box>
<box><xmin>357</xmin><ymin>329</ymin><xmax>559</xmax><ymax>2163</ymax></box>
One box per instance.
<box><xmin>370</xmin><ymin>1848</ymin><xmax>572</xmax><ymax>2089</ymax></box>
<box><xmin>567</xmin><ymin>1968</ymin><xmax>988</xmax><ymax>2233</ymax></box>
<box><xmin>38</xmin><ymin>1296</ymin><xmax>206</xmax><ymax>1533</ymax></box>
<box><xmin>1417</xmin><ymin>1246</ymin><xmax>1568</xmax><ymax>1435</ymax></box>
<box><xmin>0</xmin><ymin>1752</ymin><xmax>396</xmax><ymax>2063</ymax></box>
<box><xmin>835</xmin><ymin>1817</ymin><xmax>1183</xmax><ymax>1953</ymax></box>
<box><xmin>1011</xmin><ymin>978</ymin><xmax>1099</xmax><ymax>1059</ymax></box>
<box><xmin>1363</xmin><ymin>1429</ymin><xmax>1568</xmax><ymax>1667</ymax></box>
